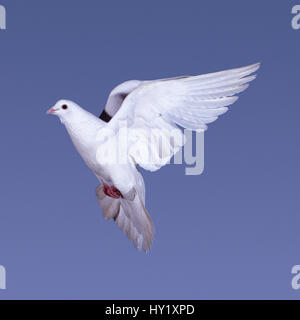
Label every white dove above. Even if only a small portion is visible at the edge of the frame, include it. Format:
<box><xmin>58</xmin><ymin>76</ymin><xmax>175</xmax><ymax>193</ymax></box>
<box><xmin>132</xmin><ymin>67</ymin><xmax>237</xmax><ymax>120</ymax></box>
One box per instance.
<box><xmin>47</xmin><ymin>63</ymin><xmax>260</xmax><ymax>252</ymax></box>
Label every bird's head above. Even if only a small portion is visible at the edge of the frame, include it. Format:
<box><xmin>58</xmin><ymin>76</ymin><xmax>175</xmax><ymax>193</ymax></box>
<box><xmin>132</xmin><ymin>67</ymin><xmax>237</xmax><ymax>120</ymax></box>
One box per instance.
<box><xmin>46</xmin><ymin>100</ymin><xmax>80</xmax><ymax>122</ymax></box>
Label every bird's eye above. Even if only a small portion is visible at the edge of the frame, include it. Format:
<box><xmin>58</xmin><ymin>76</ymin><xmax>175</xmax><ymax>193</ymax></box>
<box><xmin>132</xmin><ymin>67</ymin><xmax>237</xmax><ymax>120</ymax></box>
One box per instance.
<box><xmin>62</xmin><ymin>104</ymin><xmax>68</xmax><ymax>110</ymax></box>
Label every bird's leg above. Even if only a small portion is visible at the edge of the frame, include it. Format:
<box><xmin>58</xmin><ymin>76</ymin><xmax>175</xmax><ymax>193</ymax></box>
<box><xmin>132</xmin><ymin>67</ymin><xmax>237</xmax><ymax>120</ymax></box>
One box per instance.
<box><xmin>103</xmin><ymin>184</ymin><xmax>122</xmax><ymax>199</ymax></box>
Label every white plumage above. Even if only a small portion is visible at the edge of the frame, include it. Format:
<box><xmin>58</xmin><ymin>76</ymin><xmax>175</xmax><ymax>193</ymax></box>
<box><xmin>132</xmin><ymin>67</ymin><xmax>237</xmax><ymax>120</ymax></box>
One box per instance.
<box><xmin>47</xmin><ymin>63</ymin><xmax>260</xmax><ymax>251</ymax></box>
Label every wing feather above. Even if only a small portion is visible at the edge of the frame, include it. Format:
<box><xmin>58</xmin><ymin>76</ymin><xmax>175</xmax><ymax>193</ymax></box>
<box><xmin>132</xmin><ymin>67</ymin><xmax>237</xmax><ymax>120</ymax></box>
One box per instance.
<box><xmin>107</xmin><ymin>63</ymin><xmax>260</xmax><ymax>171</ymax></box>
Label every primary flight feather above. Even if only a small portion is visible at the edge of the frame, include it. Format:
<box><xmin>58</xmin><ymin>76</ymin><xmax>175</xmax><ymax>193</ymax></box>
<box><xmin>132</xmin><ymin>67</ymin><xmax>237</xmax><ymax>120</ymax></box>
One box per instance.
<box><xmin>47</xmin><ymin>63</ymin><xmax>260</xmax><ymax>251</ymax></box>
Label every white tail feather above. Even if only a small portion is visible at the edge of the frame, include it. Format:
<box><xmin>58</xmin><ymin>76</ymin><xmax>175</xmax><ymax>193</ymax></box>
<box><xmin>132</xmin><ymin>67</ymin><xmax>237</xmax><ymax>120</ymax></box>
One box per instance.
<box><xmin>95</xmin><ymin>185</ymin><xmax>154</xmax><ymax>252</ymax></box>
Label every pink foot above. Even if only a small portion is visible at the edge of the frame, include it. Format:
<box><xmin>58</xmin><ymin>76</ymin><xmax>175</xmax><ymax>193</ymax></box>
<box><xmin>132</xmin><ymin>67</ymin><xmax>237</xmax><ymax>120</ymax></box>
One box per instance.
<box><xmin>103</xmin><ymin>185</ymin><xmax>122</xmax><ymax>199</ymax></box>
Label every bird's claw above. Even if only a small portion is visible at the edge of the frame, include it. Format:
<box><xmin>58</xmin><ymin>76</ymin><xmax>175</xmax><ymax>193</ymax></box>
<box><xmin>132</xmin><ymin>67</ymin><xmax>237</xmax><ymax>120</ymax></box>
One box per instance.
<box><xmin>103</xmin><ymin>184</ymin><xmax>122</xmax><ymax>199</ymax></box>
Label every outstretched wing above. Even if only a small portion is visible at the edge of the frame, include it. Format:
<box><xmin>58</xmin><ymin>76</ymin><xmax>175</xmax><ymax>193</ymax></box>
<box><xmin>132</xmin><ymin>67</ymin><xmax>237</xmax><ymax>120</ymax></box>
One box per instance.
<box><xmin>107</xmin><ymin>63</ymin><xmax>260</xmax><ymax>171</ymax></box>
<box><xmin>99</xmin><ymin>76</ymin><xmax>190</xmax><ymax>122</ymax></box>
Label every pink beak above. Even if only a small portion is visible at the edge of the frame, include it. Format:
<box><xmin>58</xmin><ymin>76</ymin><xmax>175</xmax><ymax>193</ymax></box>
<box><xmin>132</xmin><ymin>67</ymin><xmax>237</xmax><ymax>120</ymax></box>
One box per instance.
<box><xmin>46</xmin><ymin>107</ymin><xmax>56</xmax><ymax>115</ymax></box>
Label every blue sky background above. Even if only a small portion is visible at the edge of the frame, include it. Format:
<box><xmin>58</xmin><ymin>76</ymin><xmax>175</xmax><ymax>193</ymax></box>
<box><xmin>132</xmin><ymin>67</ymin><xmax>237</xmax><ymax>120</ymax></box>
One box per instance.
<box><xmin>0</xmin><ymin>0</ymin><xmax>299</xmax><ymax>299</ymax></box>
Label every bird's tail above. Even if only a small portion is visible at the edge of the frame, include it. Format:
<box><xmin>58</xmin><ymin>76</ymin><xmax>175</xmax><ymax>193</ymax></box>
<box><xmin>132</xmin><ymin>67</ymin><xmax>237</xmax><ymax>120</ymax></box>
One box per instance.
<box><xmin>95</xmin><ymin>185</ymin><xmax>154</xmax><ymax>252</ymax></box>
